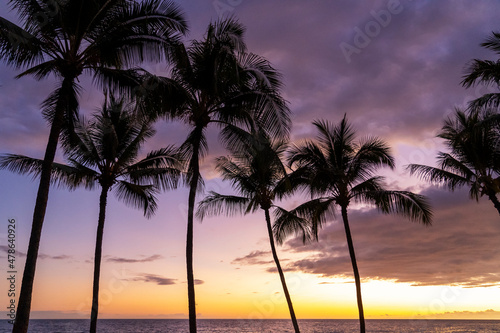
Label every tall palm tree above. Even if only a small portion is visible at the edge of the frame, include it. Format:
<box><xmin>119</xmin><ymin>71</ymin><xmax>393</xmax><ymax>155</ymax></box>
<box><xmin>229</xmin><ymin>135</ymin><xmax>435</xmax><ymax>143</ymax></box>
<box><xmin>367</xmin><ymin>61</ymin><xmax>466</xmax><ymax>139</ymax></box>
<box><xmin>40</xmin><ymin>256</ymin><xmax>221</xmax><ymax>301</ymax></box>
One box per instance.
<box><xmin>197</xmin><ymin>127</ymin><xmax>307</xmax><ymax>333</ymax></box>
<box><xmin>145</xmin><ymin>18</ymin><xmax>290</xmax><ymax>332</ymax></box>
<box><xmin>408</xmin><ymin>108</ymin><xmax>500</xmax><ymax>216</ymax></box>
<box><xmin>0</xmin><ymin>2</ymin><xmax>187</xmax><ymax>330</ymax></box>
<box><xmin>275</xmin><ymin>117</ymin><xmax>432</xmax><ymax>333</ymax></box>
<box><xmin>0</xmin><ymin>96</ymin><xmax>182</xmax><ymax>333</ymax></box>
<box><xmin>462</xmin><ymin>31</ymin><xmax>500</xmax><ymax>110</ymax></box>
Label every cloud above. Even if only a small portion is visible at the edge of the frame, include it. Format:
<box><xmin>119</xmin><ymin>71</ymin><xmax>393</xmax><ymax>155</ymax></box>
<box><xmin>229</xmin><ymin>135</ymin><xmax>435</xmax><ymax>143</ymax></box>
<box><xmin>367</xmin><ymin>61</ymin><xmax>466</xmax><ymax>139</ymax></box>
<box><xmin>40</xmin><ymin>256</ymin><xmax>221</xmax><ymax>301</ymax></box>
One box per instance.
<box><xmin>38</xmin><ymin>254</ymin><xmax>71</xmax><ymax>260</ymax></box>
<box><xmin>415</xmin><ymin>309</ymin><xmax>500</xmax><ymax>320</ymax></box>
<box><xmin>265</xmin><ymin>266</ymin><xmax>295</xmax><ymax>274</ymax></box>
<box><xmin>281</xmin><ymin>186</ymin><xmax>500</xmax><ymax>287</ymax></box>
<box><xmin>105</xmin><ymin>254</ymin><xmax>163</xmax><ymax>263</ymax></box>
<box><xmin>231</xmin><ymin>250</ymin><xmax>273</xmax><ymax>266</ymax></box>
<box><xmin>0</xmin><ymin>246</ymin><xmax>72</xmax><ymax>261</ymax></box>
<box><xmin>132</xmin><ymin>274</ymin><xmax>177</xmax><ymax>286</ymax></box>
<box><xmin>194</xmin><ymin>279</ymin><xmax>204</xmax><ymax>285</ymax></box>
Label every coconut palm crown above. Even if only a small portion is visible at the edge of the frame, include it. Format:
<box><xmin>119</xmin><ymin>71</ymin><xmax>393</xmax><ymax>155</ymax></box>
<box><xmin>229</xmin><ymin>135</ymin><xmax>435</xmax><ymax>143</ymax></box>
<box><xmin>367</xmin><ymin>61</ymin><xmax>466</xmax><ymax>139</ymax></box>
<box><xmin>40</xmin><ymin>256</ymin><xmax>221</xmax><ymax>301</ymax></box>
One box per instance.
<box><xmin>275</xmin><ymin>116</ymin><xmax>432</xmax><ymax>333</ymax></box>
<box><xmin>462</xmin><ymin>31</ymin><xmax>500</xmax><ymax>110</ymax></box>
<box><xmin>408</xmin><ymin>108</ymin><xmax>500</xmax><ymax>216</ymax></box>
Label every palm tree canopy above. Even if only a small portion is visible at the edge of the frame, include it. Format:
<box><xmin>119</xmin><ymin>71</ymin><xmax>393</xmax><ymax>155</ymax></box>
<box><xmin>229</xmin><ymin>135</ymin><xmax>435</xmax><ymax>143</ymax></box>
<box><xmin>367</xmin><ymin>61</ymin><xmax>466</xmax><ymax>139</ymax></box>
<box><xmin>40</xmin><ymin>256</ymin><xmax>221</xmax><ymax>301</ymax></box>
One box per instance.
<box><xmin>408</xmin><ymin>108</ymin><xmax>500</xmax><ymax>200</ymax></box>
<box><xmin>462</xmin><ymin>31</ymin><xmax>500</xmax><ymax>110</ymax></box>
<box><xmin>0</xmin><ymin>0</ymin><xmax>188</xmax><ymax>128</ymax></box>
<box><xmin>275</xmin><ymin>116</ymin><xmax>432</xmax><ymax>243</ymax></box>
<box><xmin>198</xmin><ymin>127</ymin><xmax>292</xmax><ymax>216</ymax></box>
<box><xmin>143</xmin><ymin>17</ymin><xmax>290</xmax><ymax>156</ymax></box>
<box><xmin>0</xmin><ymin>95</ymin><xmax>182</xmax><ymax>217</ymax></box>
<box><xmin>197</xmin><ymin>125</ymin><xmax>312</xmax><ymax>246</ymax></box>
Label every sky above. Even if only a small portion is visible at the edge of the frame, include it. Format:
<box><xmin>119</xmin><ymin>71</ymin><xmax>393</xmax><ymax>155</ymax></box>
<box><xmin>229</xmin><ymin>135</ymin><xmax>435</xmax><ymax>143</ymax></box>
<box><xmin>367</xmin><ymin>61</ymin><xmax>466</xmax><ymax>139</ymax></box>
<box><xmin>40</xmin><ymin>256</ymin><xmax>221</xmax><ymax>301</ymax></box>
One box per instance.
<box><xmin>1</xmin><ymin>0</ymin><xmax>500</xmax><ymax>321</ymax></box>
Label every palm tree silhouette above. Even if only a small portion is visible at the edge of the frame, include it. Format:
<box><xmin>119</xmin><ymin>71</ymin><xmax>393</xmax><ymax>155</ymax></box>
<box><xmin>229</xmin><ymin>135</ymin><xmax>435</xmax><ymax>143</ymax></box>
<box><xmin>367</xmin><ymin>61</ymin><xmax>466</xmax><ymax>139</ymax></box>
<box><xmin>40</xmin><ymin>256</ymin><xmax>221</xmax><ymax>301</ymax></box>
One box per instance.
<box><xmin>0</xmin><ymin>2</ymin><xmax>186</xmax><ymax>330</ymax></box>
<box><xmin>276</xmin><ymin>116</ymin><xmax>432</xmax><ymax>333</ymax></box>
<box><xmin>197</xmin><ymin>127</ymin><xmax>307</xmax><ymax>333</ymax></box>
<box><xmin>462</xmin><ymin>31</ymin><xmax>500</xmax><ymax>110</ymax></box>
<box><xmin>0</xmin><ymin>96</ymin><xmax>181</xmax><ymax>333</ymax></box>
<box><xmin>409</xmin><ymin>108</ymin><xmax>500</xmax><ymax>216</ymax></box>
<box><xmin>145</xmin><ymin>18</ymin><xmax>290</xmax><ymax>332</ymax></box>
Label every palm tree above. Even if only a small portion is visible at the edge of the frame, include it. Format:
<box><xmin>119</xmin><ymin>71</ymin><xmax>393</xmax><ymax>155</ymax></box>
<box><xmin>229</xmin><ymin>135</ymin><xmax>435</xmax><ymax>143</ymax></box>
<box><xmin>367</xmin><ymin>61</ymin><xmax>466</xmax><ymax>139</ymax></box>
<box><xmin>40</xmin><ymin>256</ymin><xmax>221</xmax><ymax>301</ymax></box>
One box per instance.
<box><xmin>275</xmin><ymin>116</ymin><xmax>432</xmax><ymax>333</ymax></box>
<box><xmin>462</xmin><ymin>31</ymin><xmax>500</xmax><ymax>110</ymax></box>
<box><xmin>197</xmin><ymin>127</ymin><xmax>307</xmax><ymax>333</ymax></box>
<box><xmin>0</xmin><ymin>96</ymin><xmax>182</xmax><ymax>333</ymax></box>
<box><xmin>145</xmin><ymin>18</ymin><xmax>290</xmax><ymax>332</ymax></box>
<box><xmin>0</xmin><ymin>2</ymin><xmax>187</xmax><ymax>330</ymax></box>
<box><xmin>408</xmin><ymin>108</ymin><xmax>500</xmax><ymax>216</ymax></box>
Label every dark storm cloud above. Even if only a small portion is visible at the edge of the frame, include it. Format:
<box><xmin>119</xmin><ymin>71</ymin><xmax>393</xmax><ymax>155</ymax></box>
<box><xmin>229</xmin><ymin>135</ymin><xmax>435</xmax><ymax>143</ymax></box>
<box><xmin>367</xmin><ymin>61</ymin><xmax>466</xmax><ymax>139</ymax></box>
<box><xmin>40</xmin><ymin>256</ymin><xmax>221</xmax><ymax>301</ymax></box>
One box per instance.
<box><xmin>105</xmin><ymin>254</ymin><xmax>164</xmax><ymax>263</ymax></box>
<box><xmin>281</xmin><ymin>186</ymin><xmax>500</xmax><ymax>287</ymax></box>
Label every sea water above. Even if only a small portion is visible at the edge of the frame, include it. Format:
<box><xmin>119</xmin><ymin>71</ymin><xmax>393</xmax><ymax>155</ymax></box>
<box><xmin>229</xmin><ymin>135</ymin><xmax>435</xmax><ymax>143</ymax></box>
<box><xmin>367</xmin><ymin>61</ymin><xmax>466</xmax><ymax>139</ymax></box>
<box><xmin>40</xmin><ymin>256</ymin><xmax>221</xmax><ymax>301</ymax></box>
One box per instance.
<box><xmin>1</xmin><ymin>319</ymin><xmax>500</xmax><ymax>332</ymax></box>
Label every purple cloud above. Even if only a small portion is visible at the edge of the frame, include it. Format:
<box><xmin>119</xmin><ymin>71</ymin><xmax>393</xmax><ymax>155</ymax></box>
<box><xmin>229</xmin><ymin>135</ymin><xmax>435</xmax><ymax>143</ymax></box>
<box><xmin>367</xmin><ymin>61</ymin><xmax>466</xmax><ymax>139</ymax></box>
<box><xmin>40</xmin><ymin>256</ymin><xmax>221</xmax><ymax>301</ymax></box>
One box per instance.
<box><xmin>132</xmin><ymin>274</ymin><xmax>177</xmax><ymax>286</ymax></box>
<box><xmin>105</xmin><ymin>254</ymin><xmax>163</xmax><ymax>263</ymax></box>
<box><xmin>281</xmin><ymin>186</ymin><xmax>500</xmax><ymax>287</ymax></box>
<box><xmin>232</xmin><ymin>250</ymin><xmax>273</xmax><ymax>266</ymax></box>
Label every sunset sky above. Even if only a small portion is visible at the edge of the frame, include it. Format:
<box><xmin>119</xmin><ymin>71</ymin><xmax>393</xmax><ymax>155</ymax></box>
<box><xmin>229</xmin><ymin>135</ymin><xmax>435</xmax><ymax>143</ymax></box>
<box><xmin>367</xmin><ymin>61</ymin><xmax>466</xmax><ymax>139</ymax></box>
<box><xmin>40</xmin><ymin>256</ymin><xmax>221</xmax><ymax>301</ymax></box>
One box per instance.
<box><xmin>1</xmin><ymin>0</ymin><xmax>500</xmax><ymax>321</ymax></box>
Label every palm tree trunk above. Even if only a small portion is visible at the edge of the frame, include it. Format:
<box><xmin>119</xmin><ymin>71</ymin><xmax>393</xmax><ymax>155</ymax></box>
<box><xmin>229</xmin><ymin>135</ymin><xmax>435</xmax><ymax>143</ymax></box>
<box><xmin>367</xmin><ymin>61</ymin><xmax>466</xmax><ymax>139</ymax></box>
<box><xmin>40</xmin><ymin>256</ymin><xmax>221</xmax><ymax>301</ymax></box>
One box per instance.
<box><xmin>186</xmin><ymin>126</ymin><xmax>203</xmax><ymax>333</ymax></box>
<box><xmin>486</xmin><ymin>192</ymin><xmax>500</xmax><ymax>216</ymax></box>
<box><xmin>341</xmin><ymin>205</ymin><xmax>365</xmax><ymax>333</ymax></box>
<box><xmin>90</xmin><ymin>186</ymin><xmax>109</xmax><ymax>333</ymax></box>
<box><xmin>12</xmin><ymin>78</ymin><xmax>73</xmax><ymax>333</ymax></box>
<box><xmin>264</xmin><ymin>208</ymin><xmax>300</xmax><ymax>333</ymax></box>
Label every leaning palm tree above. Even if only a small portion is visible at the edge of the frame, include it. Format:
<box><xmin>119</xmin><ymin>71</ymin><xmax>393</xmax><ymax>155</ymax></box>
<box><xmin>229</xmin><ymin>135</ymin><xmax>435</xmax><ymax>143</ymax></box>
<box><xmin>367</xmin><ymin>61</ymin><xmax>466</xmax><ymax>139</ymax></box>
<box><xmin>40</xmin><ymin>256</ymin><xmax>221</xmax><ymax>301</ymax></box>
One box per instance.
<box><xmin>462</xmin><ymin>31</ymin><xmax>500</xmax><ymax>110</ymax></box>
<box><xmin>408</xmin><ymin>108</ymin><xmax>500</xmax><ymax>216</ymax></box>
<box><xmin>276</xmin><ymin>117</ymin><xmax>432</xmax><ymax>333</ymax></box>
<box><xmin>197</xmin><ymin>127</ymin><xmax>307</xmax><ymax>333</ymax></box>
<box><xmin>0</xmin><ymin>96</ymin><xmax>182</xmax><ymax>333</ymax></box>
<box><xmin>144</xmin><ymin>18</ymin><xmax>290</xmax><ymax>332</ymax></box>
<box><xmin>0</xmin><ymin>2</ymin><xmax>186</xmax><ymax>330</ymax></box>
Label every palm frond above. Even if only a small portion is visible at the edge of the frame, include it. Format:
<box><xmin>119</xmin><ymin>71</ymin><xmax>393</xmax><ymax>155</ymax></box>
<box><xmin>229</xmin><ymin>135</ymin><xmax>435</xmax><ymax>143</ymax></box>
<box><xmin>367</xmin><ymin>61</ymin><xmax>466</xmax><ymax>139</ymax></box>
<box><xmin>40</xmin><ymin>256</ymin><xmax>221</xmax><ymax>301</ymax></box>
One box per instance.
<box><xmin>437</xmin><ymin>152</ymin><xmax>476</xmax><ymax>180</ymax></box>
<box><xmin>126</xmin><ymin>146</ymin><xmax>183</xmax><ymax>190</ymax></box>
<box><xmin>272</xmin><ymin>206</ymin><xmax>312</xmax><ymax>245</ymax></box>
<box><xmin>407</xmin><ymin>164</ymin><xmax>470</xmax><ymax>191</ymax></box>
<box><xmin>274</xmin><ymin>198</ymin><xmax>335</xmax><ymax>243</ymax></box>
<box><xmin>82</xmin><ymin>0</ymin><xmax>187</xmax><ymax>67</ymax></box>
<box><xmin>41</xmin><ymin>79</ymin><xmax>81</xmax><ymax>141</ymax></box>
<box><xmin>209</xmin><ymin>16</ymin><xmax>246</xmax><ymax>53</ymax></box>
<box><xmin>0</xmin><ymin>16</ymin><xmax>44</xmax><ymax>68</ymax></box>
<box><xmin>196</xmin><ymin>191</ymin><xmax>251</xmax><ymax>220</ymax></box>
<box><xmin>114</xmin><ymin>181</ymin><xmax>158</xmax><ymax>218</ymax></box>
<box><xmin>90</xmin><ymin>67</ymin><xmax>143</xmax><ymax>98</ymax></box>
<box><xmin>369</xmin><ymin>190</ymin><xmax>433</xmax><ymax>225</ymax></box>
<box><xmin>468</xmin><ymin>93</ymin><xmax>500</xmax><ymax>111</ymax></box>
<box><xmin>350</xmin><ymin>176</ymin><xmax>386</xmax><ymax>200</ymax></box>
<box><xmin>15</xmin><ymin>59</ymin><xmax>58</xmax><ymax>80</ymax></box>
<box><xmin>481</xmin><ymin>31</ymin><xmax>500</xmax><ymax>54</ymax></box>
<box><xmin>462</xmin><ymin>59</ymin><xmax>500</xmax><ymax>88</ymax></box>
<box><xmin>0</xmin><ymin>154</ymin><xmax>98</xmax><ymax>190</ymax></box>
<box><xmin>215</xmin><ymin>156</ymin><xmax>256</xmax><ymax>196</ymax></box>
<box><xmin>135</xmin><ymin>72</ymin><xmax>189</xmax><ymax>121</ymax></box>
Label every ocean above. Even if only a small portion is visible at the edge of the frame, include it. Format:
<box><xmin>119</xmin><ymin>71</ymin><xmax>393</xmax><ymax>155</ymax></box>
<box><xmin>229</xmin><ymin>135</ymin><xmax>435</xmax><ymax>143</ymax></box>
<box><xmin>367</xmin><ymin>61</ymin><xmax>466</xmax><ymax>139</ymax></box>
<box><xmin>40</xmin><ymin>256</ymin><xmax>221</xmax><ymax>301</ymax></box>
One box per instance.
<box><xmin>1</xmin><ymin>319</ymin><xmax>500</xmax><ymax>332</ymax></box>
